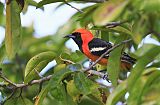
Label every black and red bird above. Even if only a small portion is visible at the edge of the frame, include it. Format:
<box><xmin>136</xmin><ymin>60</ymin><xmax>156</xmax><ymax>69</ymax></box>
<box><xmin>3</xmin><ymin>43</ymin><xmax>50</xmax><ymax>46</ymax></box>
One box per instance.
<box><xmin>64</xmin><ymin>28</ymin><xmax>136</xmax><ymax>71</ymax></box>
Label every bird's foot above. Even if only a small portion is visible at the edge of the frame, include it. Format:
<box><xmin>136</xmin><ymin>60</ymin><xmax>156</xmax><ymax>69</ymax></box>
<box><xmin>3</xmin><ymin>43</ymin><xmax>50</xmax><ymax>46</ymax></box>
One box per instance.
<box><xmin>102</xmin><ymin>74</ymin><xmax>111</xmax><ymax>83</ymax></box>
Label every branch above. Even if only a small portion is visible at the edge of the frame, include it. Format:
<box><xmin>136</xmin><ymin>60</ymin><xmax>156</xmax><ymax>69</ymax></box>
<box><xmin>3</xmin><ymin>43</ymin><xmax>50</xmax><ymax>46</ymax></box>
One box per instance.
<box><xmin>0</xmin><ymin>70</ymin><xmax>17</xmax><ymax>87</ymax></box>
<box><xmin>64</xmin><ymin>1</ymin><xmax>84</xmax><ymax>13</ymax></box>
<box><xmin>105</xmin><ymin>21</ymin><xmax>128</xmax><ymax>28</ymax></box>
<box><xmin>84</xmin><ymin>0</ymin><xmax>107</xmax><ymax>3</ymax></box>
<box><xmin>16</xmin><ymin>75</ymin><xmax>52</xmax><ymax>88</ymax></box>
<box><xmin>83</xmin><ymin>39</ymin><xmax>132</xmax><ymax>72</ymax></box>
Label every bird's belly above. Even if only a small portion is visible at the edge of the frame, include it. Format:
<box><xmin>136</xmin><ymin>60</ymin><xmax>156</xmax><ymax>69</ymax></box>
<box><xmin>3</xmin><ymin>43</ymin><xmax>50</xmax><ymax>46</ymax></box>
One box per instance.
<box><xmin>84</xmin><ymin>52</ymin><xmax>108</xmax><ymax>65</ymax></box>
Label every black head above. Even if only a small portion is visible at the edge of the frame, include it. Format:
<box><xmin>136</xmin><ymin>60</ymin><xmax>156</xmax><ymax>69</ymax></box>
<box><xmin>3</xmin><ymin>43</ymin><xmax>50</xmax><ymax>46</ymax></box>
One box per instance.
<box><xmin>64</xmin><ymin>32</ymin><xmax>83</xmax><ymax>52</ymax></box>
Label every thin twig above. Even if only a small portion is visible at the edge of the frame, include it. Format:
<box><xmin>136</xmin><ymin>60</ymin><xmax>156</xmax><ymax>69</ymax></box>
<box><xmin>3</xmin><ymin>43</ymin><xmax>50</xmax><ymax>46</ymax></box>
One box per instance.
<box><xmin>79</xmin><ymin>0</ymin><xmax>107</xmax><ymax>3</ymax></box>
<box><xmin>83</xmin><ymin>39</ymin><xmax>132</xmax><ymax>72</ymax></box>
<box><xmin>105</xmin><ymin>21</ymin><xmax>128</xmax><ymax>28</ymax></box>
<box><xmin>16</xmin><ymin>75</ymin><xmax>52</xmax><ymax>88</ymax></box>
<box><xmin>64</xmin><ymin>1</ymin><xmax>84</xmax><ymax>13</ymax></box>
<box><xmin>0</xmin><ymin>71</ymin><xmax>17</xmax><ymax>87</ymax></box>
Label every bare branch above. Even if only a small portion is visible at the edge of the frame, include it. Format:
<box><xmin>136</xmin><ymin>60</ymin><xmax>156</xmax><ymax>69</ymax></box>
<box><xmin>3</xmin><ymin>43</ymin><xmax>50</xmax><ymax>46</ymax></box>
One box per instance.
<box><xmin>105</xmin><ymin>20</ymin><xmax>128</xmax><ymax>28</ymax></box>
<box><xmin>81</xmin><ymin>0</ymin><xmax>107</xmax><ymax>3</ymax></box>
<box><xmin>16</xmin><ymin>75</ymin><xmax>52</xmax><ymax>88</ymax></box>
<box><xmin>83</xmin><ymin>39</ymin><xmax>132</xmax><ymax>72</ymax></box>
<box><xmin>64</xmin><ymin>1</ymin><xmax>84</xmax><ymax>13</ymax></box>
<box><xmin>0</xmin><ymin>71</ymin><xmax>17</xmax><ymax>87</ymax></box>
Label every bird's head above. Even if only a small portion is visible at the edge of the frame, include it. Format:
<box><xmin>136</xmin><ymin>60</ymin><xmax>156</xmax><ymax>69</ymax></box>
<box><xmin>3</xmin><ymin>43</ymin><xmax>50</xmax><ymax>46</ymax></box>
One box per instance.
<box><xmin>64</xmin><ymin>28</ymin><xmax>94</xmax><ymax>45</ymax></box>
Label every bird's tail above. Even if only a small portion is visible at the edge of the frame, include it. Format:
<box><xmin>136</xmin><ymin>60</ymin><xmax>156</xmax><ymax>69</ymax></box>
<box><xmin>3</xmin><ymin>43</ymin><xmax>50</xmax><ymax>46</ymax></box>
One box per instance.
<box><xmin>120</xmin><ymin>52</ymin><xmax>136</xmax><ymax>71</ymax></box>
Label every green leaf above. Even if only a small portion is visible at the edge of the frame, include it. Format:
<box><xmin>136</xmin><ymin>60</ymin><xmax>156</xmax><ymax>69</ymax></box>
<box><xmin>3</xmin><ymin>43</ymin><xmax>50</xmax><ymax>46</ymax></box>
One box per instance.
<box><xmin>5</xmin><ymin>0</ymin><xmax>22</xmax><ymax>59</ymax></box>
<box><xmin>5</xmin><ymin>97</ymin><xmax>33</xmax><ymax>105</ymax></box>
<box><xmin>0</xmin><ymin>43</ymin><xmax>6</xmax><ymax>64</ymax></box>
<box><xmin>106</xmin><ymin>81</ymin><xmax>127</xmax><ymax>105</ymax></box>
<box><xmin>26</xmin><ymin>0</ymin><xmax>38</xmax><ymax>6</ymax></box>
<box><xmin>141</xmin><ymin>79</ymin><xmax>160</xmax><ymax>105</ymax></box>
<box><xmin>78</xmin><ymin>4</ymin><xmax>98</xmax><ymax>27</ymax></box>
<box><xmin>134</xmin><ymin>44</ymin><xmax>156</xmax><ymax>57</ymax></box>
<box><xmin>93</xmin><ymin>0</ymin><xmax>129</xmax><ymax>26</ymax></box>
<box><xmin>127</xmin><ymin>46</ymin><xmax>160</xmax><ymax>91</ymax></box>
<box><xmin>89</xmin><ymin>88</ymin><xmax>109</xmax><ymax>104</ymax></box>
<box><xmin>37</xmin><ymin>0</ymin><xmax>63</xmax><ymax>8</ymax></box>
<box><xmin>67</xmin><ymin>80</ymin><xmax>82</xmax><ymax>102</ymax></box>
<box><xmin>127</xmin><ymin>69</ymin><xmax>160</xmax><ymax>105</ymax></box>
<box><xmin>74</xmin><ymin>72</ymin><xmax>98</xmax><ymax>95</ymax></box>
<box><xmin>107</xmin><ymin>35</ymin><xmax>127</xmax><ymax>87</ymax></box>
<box><xmin>0</xmin><ymin>2</ymin><xmax>4</xmax><ymax>24</ymax></box>
<box><xmin>50</xmin><ymin>83</ymin><xmax>75</xmax><ymax>105</ymax></box>
<box><xmin>24</xmin><ymin>51</ymin><xmax>56</xmax><ymax>83</ymax></box>
<box><xmin>91</xmin><ymin>26</ymin><xmax>133</xmax><ymax>38</ymax></box>
<box><xmin>16</xmin><ymin>0</ymin><xmax>25</xmax><ymax>10</ymax></box>
<box><xmin>101</xmin><ymin>30</ymin><xmax>109</xmax><ymax>41</ymax></box>
<box><xmin>35</xmin><ymin>68</ymin><xmax>73</xmax><ymax>105</ymax></box>
<box><xmin>140</xmin><ymin>0</ymin><xmax>160</xmax><ymax>12</ymax></box>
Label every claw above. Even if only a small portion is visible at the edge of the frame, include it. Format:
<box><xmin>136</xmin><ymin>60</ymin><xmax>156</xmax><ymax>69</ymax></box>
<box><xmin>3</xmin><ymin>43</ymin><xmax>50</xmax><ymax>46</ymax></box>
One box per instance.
<box><xmin>87</xmin><ymin>71</ymin><xmax>93</xmax><ymax>78</ymax></box>
<box><xmin>102</xmin><ymin>74</ymin><xmax>111</xmax><ymax>83</ymax></box>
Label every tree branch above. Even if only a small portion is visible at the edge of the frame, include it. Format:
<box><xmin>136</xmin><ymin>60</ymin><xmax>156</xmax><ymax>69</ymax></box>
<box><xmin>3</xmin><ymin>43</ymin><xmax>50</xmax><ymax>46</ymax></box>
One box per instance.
<box><xmin>105</xmin><ymin>20</ymin><xmax>128</xmax><ymax>28</ymax></box>
<box><xmin>64</xmin><ymin>1</ymin><xmax>84</xmax><ymax>13</ymax></box>
<box><xmin>82</xmin><ymin>0</ymin><xmax>107</xmax><ymax>3</ymax></box>
<box><xmin>0</xmin><ymin>71</ymin><xmax>17</xmax><ymax>87</ymax></box>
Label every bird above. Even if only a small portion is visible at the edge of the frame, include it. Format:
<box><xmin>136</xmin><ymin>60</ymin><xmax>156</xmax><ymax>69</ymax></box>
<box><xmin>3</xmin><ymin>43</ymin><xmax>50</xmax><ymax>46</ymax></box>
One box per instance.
<box><xmin>64</xmin><ymin>28</ymin><xmax>136</xmax><ymax>71</ymax></box>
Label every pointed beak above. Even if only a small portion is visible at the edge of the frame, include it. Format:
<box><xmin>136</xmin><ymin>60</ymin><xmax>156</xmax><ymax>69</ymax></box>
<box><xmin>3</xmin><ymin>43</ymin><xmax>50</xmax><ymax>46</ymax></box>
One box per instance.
<box><xmin>64</xmin><ymin>34</ymin><xmax>75</xmax><ymax>38</ymax></box>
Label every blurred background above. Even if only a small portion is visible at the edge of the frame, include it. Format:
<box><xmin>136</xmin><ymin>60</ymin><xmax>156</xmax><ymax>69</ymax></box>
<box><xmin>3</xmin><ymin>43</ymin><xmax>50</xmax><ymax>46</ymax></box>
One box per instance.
<box><xmin>1</xmin><ymin>0</ymin><xmax>160</xmax><ymax>105</ymax></box>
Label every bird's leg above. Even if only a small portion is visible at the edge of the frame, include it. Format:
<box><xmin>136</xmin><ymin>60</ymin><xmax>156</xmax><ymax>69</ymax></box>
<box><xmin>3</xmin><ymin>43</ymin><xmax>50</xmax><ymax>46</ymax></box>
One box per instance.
<box><xmin>102</xmin><ymin>74</ymin><xmax>111</xmax><ymax>83</ymax></box>
<box><xmin>97</xmin><ymin>69</ymin><xmax>111</xmax><ymax>83</ymax></box>
<box><xmin>87</xmin><ymin>59</ymin><xmax>94</xmax><ymax>77</ymax></box>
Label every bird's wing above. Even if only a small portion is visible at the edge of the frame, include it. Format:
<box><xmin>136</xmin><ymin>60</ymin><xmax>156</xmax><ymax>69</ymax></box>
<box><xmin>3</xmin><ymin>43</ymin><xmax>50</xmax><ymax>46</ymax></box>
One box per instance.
<box><xmin>88</xmin><ymin>38</ymin><xmax>112</xmax><ymax>58</ymax></box>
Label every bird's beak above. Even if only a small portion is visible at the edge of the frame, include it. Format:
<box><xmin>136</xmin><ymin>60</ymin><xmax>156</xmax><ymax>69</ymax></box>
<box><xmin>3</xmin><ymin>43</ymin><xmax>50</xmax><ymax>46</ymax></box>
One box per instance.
<box><xmin>64</xmin><ymin>34</ymin><xmax>75</xmax><ymax>38</ymax></box>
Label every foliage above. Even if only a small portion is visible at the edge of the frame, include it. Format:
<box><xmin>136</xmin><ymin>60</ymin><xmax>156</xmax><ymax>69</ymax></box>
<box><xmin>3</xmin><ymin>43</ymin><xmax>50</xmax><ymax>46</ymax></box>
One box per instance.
<box><xmin>0</xmin><ymin>0</ymin><xmax>160</xmax><ymax>105</ymax></box>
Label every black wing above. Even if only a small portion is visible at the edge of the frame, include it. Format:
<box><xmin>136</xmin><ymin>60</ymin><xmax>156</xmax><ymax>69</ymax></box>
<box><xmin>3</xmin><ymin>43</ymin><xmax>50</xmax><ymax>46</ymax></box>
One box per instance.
<box><xmin>88</xmin><ymin>38</ymin><xmax>112</xmax><ymax>58</ymax></box>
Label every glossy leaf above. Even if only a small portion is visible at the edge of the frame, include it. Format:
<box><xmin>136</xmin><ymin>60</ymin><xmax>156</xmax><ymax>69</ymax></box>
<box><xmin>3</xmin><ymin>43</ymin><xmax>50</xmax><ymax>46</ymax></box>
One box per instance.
<box><xmin>140</xmin><ymin>0</ymin><xmax>160</xmax><ymax>12</ymax></box>
<box><xmin>35</xmin><ymin>68</ymin><xmax>73</xmax><ymax>105</ymax></box>
<box><xmin>91</xmin><ymin>26</ymin><xmax>133</xmax><ymax>38</ymax></box>
<box><xmin>127</xmin><ymin>46</ymin><xmax>160</xmax><ymax>91</ymax></box>
<box><xmin>127</xmin><ymin>69</ymin><xmax>160</xmax><ymax>105</ymax></box>
<box><xmin>16</xmin><ymin>0</ymin><xmax>25</xmax><ymax>10</ymax></box>
<box><xmin>67</xmin><ymin>80</ymin><xmax>82</xmax><ymax>102</ymax></box>
<box><xmin>5</xmin><ymin>0</ymin><xmax>22</xmax><ymax>59</ymax></box>
<box><xmin>5</xmin><ymin>97</ymin><xmax>33</xmax><ymax>105</ymax></box>
<box><xmin>93</xmin><ymin>0</ymin><xmax>129</xmax><ymax>26</ymax></box>
<box><xmin>50</xmin><ymin>82</ymin><xmax>76</xmax><ymax>105</ymax></box>
<box><xmin>90</xmin><ymin>88</ymin><xmax>109</xmax><ymax>104</ymax></box>
<box><xmin>107</xmin><ymin>35</ymin><xmax>127</xmax><ymax>87</ymax></box>
<box><xmin>134</xmin><ymin>44</ymin><xmax>156</xmax><ymax>57</ymax></box>
<box><xmin>101</xmin><ymin>30</ymin><xmax>109</xmax><ymax>41</ymax></box>
<box><xmin>142</xmin><ymin>80</ymin><xmax>160</xmax><ymax>105</ymax></box>
<box><xmin>106</xmin><ymin>81</ymin><xmax>127</xmax><ymax>105</ymax></box>
<box><xmin>74</xmin><ymin>72</ymin><xmax>98</xmax><ymax>95</ymax></box>
<box><xmin>0</xmin><ymin>43</ymin><xmax>6</xmax><ymax>64</ymax></box>
<box><xmin>37</xmin><ymin>0</ymin><xmax>63</xmax><ymax>8</ymax></box>
<box><xmin>24</xmin><ymin>51</ymin><xmax>56</xmax><ymax>83</ymax></box>
<box><xmin>0</xmin><ymin>2</ymin><xmax>4</xmax><ymax>24</ymax></box>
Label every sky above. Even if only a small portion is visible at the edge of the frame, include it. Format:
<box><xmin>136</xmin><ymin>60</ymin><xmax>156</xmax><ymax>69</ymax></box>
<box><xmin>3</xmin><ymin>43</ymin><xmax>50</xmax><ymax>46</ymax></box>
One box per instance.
<box><xmin>0</xmin><ymin>0</ymin><xmax>92</xmax><ymax>43</ymax></box>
